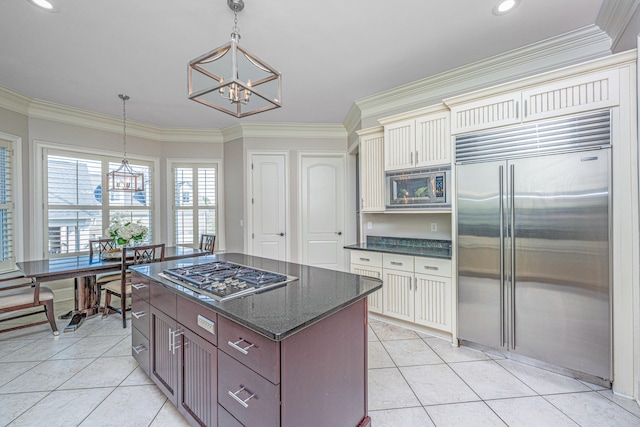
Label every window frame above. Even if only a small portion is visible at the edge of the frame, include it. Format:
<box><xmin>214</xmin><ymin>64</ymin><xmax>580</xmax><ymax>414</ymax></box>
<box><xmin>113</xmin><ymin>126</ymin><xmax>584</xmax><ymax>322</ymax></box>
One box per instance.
<box><xmin>0</xmin><ymin>132</ymin><xmax>23</xmax><ymax>273</ymax></box>
<box><xmin>168</xmin><ymin>159</ymin><xmax>223</xmax><ymax>250</ymax></box>
<box><xmin>34</xmin><ymin>140</ymin><xmax>159</xmax><ymax>259</ymax></box>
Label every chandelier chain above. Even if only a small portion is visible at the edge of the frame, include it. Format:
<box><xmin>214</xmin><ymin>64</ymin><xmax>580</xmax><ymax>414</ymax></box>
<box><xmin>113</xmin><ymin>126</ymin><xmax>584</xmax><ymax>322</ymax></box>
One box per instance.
<box><xmin>122</xmin><ymin>95</ymin><xmax>127</xmax><ymax>160</ymax></box>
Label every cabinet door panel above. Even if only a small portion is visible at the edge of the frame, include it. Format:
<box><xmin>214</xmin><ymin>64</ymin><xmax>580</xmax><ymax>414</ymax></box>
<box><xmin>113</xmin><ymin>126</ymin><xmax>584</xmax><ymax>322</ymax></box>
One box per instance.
<box><xmin>450</xmin><ymin>92</ymin><xmax>521</xmax><ymax>134</ymax></box>
<box><xmin>150</xmin><ymin>306</ymin><xmax>178</xmax><ymax>404</ymax></box>
<box><xmin>382</xmin><ymin>270</ymin><xmax>414</xmax><ymax>322</ymax></box>
<box><xmin>384</xmin><ymin>120</ymin><xmax>415</xmax><ymax>171</ymax></box>
<box><xmin>523</xmin><ymin>69</ymin><xmax>618</xmax><ymax>122</ymax></box>
<box><xmin>360</xmin><ymin>129</ymin><xmax>385</xmax><ymax>212</ymax></box>
<box><xmin>415</xmin><ymin>112</ymin><xmax>451</xmax><ymax>167</ymax></box>
<box><xmin>350</xmin><ymin>264</ymin><xmax>383</xmax><ymax>314</ymax></box>
<box><xmin>415</xmin><ymin>274</ymin><xmax>451</xmax><ymax>332</ymax></box>
<box><xmin>179</xmin><ymin>327</ymin><xmax>217</xmax><ymax>427</ymax></box>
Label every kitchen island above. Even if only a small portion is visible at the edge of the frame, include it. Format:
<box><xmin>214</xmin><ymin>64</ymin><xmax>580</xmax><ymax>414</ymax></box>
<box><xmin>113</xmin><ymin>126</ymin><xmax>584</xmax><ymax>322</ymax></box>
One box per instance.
<box><xmin>129</xmin><ymin>253</ymin><xmax>382</xmax><ymax>427</ymax></box>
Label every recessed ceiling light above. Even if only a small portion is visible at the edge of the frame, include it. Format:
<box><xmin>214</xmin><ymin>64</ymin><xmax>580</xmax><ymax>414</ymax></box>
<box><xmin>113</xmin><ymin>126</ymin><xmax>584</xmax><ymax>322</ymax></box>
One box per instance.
<box><xmin>493</xmin><ymin>0</ymin><xmax>520</xmax><ymax>15</ymax></box>
<box><xmin>27</xmin><ymin>0</ymin><xmax>59</xmax><ymax>12</ymax></box>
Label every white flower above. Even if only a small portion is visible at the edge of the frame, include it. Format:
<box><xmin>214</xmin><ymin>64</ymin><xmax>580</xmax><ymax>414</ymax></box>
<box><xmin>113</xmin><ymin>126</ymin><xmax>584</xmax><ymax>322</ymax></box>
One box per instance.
<box><xmin>105</xmin><ymin>217</ymin><xmax>148</xmax><ymax>246</ymax></box>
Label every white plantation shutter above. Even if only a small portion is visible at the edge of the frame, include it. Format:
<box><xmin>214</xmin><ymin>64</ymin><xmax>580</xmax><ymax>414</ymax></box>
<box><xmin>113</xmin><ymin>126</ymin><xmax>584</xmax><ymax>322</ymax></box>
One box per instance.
<box><xmin>0</xmin><ymin>140</ymin><xmax>14</xmax><ymax>271</ymax></box>
<box><xmin>173</xmin><ymin>164</ymin><xmax>217</xmax><ymax>247</ymax></box>
<box><xmin>45</xmin><ymin>149</ymin><xmax>154</xmax><ymax>257</ymax></box>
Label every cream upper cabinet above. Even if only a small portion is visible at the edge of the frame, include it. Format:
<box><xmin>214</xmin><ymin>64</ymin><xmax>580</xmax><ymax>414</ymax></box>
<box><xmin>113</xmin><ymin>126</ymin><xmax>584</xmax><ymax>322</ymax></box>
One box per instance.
<box><xmin>380</xmin><ymin>104</ymin><xmax>451</xmax><ymax>171</ymax></box>
<box><xmin>414</xmin><ymin>111</ymin><xmax>451</xmax><ymax>168</ymax></box>
<box><xmin>357</xmin><ymin>127</ymin><xmax>385</xmax><ymax>212</ymax></box>
<box><xmin>449</xmin><ymin>68</ymin><xmax>620</xmax><ymax>135</ymax></box>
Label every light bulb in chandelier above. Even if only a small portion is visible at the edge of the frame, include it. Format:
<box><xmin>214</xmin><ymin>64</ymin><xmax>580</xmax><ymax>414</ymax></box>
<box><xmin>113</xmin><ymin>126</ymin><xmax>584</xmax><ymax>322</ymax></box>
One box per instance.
<box><xmin>219</xmin><ymin>78</ymin><xmax>252</xmax><ymax>105</ymax></box>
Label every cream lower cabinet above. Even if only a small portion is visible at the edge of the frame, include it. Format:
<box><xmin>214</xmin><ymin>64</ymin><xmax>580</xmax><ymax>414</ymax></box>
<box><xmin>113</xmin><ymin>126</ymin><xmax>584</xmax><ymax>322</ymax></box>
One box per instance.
<box><xmin>349</xmin><ymin>250</ymin><xmax>452</xmax><ymax>333</ymax></box>
<box><xmin>350</xmin><ymin>250</ymin><xmax>383</xmax><ymax>314</ymax></box>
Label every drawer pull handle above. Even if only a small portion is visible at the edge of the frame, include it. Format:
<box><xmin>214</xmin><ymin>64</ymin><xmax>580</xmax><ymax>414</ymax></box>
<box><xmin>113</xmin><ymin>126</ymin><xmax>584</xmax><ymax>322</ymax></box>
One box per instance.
<box><xmin>131</xmin><ymin>283</ymin><xmax>147</xmax><ymax>290</ymax></box>
<box><xmin>132</xmin><ymin>344</ymin><xmax>147</xmax><ymax>354</ymax></box>
<box><xmin>228</xmin><ymin>338</ymin><xmax>255</xmax><ymax>355</ymax></box>
<box><xmin>424</xmin><ymin>266</ymin><xmax>439</xmax><ymax>270</ymax></box>
<box><xmin>390</xmin><ymin>261</ymin><xmax>403</xmax><ymax>266</ymax></box>
<box><xmin>228</xmin><ymin>386</ymin><xmax>256</xmax><ymax>408</ymax></box>
<box><xmin>359</xmin><ymin>257</ymin><xmax>370</xmax><ymax>262</ymax></box>
<box><xmin>131</xmin><ymin>311</ymin><xmax>146</xmax><ymax>319</ymax></box>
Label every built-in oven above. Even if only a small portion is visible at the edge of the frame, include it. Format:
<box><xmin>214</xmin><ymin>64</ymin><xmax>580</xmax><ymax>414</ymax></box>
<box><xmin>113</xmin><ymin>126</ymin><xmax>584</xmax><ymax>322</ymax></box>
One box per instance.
<box><xmin>385</xmin><ymin>166</ymin><xmax>450</xmax><ymax>209</ymax></box>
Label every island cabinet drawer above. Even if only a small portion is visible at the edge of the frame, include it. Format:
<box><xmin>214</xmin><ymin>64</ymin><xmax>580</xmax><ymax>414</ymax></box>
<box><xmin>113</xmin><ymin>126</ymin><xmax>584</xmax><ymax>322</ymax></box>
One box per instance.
<box><xmin>150</xmin><ymin>282</ymin><xmax>177</xmax><ymax>318</ymax></box>
<box><xmin>176</xmin><ymin>297</ymin><xmax>217</xmax><ymax>346</ymax></box>
<box><xmin>131</xmin><ymin>272</ymin><xmax>150</xmax><ymax>302</ymax></box>
<box><xmin>218</xmin><ymin>404</ymin><xmax>244</xmax><ymax>427</ymax></box>
<box><xmin>131</xmin><ymin>298</ymin><xmax>150</xmax><ymax>338</ymax></box>
<box><xmin>218</xmin><ymin>316</ymin><xmax>280</xmax><ymax>384</ymax></box>
<box><xmin>218</xmin><ymin>351</ymin><xmax>280</xmax><ymax>427</ymax></box>
<box><xmin>383</xmin><ymin>253</ymin><xmax>414</xmax><ymax>272</ymax></box>
<box><xmin>132</xmin><ymin>326</ymin><xmax>150</xmax><ymax>375</ymax></box>
<box><xmin>350</xmin><ymin>250</ymin><xmax>382</xmax><ymax>267</ymax></box>
<box><xmin>414</xmin><ymin>257</ymin><xmax>452</xmax><ymax>278</ymax></box>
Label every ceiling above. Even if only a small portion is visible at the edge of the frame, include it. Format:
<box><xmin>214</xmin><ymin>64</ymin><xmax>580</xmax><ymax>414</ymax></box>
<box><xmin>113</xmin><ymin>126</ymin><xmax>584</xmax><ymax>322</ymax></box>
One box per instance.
<box><xmin>0</xmin><ymin>0</ymin><xmax>612</xmax><ymax>130</ymax></box>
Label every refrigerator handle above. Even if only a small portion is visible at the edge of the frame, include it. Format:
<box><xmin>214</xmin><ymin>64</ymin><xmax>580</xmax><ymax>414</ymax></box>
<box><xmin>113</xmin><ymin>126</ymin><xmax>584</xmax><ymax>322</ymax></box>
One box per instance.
<box><xmin>510</xmin><ymin>163</ymin><xmax>516</xmax><ymax>350</ymax></box>
<box><xmin>499</xmin><ymin>165</ymin><xmax>505</xmax><ymax>348</ymax></box>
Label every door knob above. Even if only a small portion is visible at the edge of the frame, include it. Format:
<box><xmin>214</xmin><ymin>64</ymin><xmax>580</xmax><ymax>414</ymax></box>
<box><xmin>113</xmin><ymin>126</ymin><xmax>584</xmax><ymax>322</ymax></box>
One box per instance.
<box><xmin>278</xmin><ymin>233</ymin><xmax>285</xmax><ymax>236</ymax></box>
<box><xmin>335</xmin><ymin>231</ymin><xmax>342</xmax><ymax>236</ymax></box>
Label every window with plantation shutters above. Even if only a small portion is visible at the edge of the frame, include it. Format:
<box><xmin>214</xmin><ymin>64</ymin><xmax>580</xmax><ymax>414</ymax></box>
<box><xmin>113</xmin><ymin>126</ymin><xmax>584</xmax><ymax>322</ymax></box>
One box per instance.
<box><xmin>173</xmin><ymin>164</ymin><xmax>217</xmax><ymax>247</ymax></box>
<box><xmin>45</xmin><ymin>149</ymin><xmax>153</xmax><ymax>257</ymax></box>
<box><xmin>0</xmin><ymin>140</ymin><xmax>14</xmax><ymax>271</ymax></box>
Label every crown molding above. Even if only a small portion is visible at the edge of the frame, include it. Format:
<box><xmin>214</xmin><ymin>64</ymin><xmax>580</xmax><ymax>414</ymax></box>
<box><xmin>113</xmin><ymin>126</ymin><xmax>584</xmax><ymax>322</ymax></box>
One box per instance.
<box><xmin>27</xmin><ymin>99</ymin><xmax>224</xmax><ymax>143</ymax></box>
<box><xmin>343</xmin><ymin>103</ymin><xmax>362</xmax><ymax>136</ymax></box>
<box><xmin>597</xmin><ymin>0</ymin><xmax>640</xmax><ymax>50</ymax></box>
<box><xmin>223</xmin><ymin>122</ymin><xmax>348</xmax><ymax>141</ymax></box>
<box><xmin>0</xmin><ymin>86</ymin><xmax>30</xmax><ymax>115</ymax></box>
<box><xmin>354</xmin><ymin>25</ymin><xmax>612</xmax><ymax>121</ymax></box>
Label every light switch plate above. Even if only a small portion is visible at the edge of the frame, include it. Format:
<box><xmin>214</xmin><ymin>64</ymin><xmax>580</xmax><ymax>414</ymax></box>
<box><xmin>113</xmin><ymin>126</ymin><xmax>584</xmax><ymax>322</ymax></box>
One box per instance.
<box><xmin>431</xmin><ymin>223</ymin><xmax>437</xmax><ymax>232</ymax></box>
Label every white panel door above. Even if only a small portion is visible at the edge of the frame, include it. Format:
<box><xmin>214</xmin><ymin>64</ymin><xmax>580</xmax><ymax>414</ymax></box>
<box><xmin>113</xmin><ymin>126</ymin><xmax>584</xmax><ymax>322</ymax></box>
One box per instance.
<box><xmin>300</xmin><ymin>154</ymin><xmax>345</xmax><ymax>270</ymax></box>
<box><xmin>250</xmin><ymin>154</ymin><xmax>287</xmax><ymax>261</ymax></box>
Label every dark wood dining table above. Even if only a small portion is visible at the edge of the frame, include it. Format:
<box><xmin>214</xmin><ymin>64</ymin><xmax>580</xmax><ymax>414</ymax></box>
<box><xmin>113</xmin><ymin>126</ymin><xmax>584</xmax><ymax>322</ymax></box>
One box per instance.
<box><xmin>16</xmin><ymin>246</ymin><xmax>210</xmax><ymax>331</ymax></box>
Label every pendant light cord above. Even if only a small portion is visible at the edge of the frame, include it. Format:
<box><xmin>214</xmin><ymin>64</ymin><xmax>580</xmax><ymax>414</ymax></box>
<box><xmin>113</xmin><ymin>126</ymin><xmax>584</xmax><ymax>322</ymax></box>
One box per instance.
<box><xmin>119</xmin><ymin>94</ymin><xmax>130</xmax><ymax>161</ymax></box>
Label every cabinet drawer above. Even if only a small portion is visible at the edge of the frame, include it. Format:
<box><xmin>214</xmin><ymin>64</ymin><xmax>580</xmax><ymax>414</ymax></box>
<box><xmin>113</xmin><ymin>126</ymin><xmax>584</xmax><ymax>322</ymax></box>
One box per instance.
<box><xmin>383</xmin><ymin>254</ymin><xmax>414</xmax><ymax>272</ymax></box>
<box><xmin>218</xmin><ymin>316</ymin><xmax>280</xmax><ymax>384</ymax></box>
<box><xmin>131</xmin><ymin>298</ymin><xmax>150</xmax><ymax>338</ymax></box>
<box><xmin>177</xmin><ymin>296</ymin><xmax>217</xmax><ymax>346</ymax></box>
<box><xmin>132</xmin><ymin>326</ymin><xmax>150</xmax><ymax>375</ymax></box>
<box><xmin>350</xmin><ymin>250</ymin><xmax>382</xmax><ymax>267</ymax></box>
<box><xmin>131</xmin><ymin>273</ymin><xmax>150</xmax><ymax>302</ymax></box>
<box><xmin>218</xmin><ymin>405</ymin><xmax>244</xmax><ymax>427</ymax></box>
<box><xmin>218</xmin><ymin>351</ymin><xmax>280</xmax><ymax>427</ymax></box>
<box><xmin>150</xmin><ymin>282</ymin><xmax>177</xmax><ymax>318</ymax></box>
<box><xmin>414</xmin><ymin>257</ymin><xmax>452</xmax><ymax>278</ymax></box>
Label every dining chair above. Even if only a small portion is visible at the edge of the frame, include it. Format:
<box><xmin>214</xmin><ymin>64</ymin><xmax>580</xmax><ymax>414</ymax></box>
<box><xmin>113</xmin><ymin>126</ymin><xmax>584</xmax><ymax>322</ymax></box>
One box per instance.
<box><xmin>0</xmin><ymin>274</ymin><xmax>59</xmax><ymax>336</ymax></box>
<box><xmin>102</xmin><ymin>243</ymin><xmax>165</xmax><ymax>328</ymax></box>
<box><xmin>89</xmin><ymin>238</ymin><xmax>120</xmax><ymax>307</ymax></box>
<box><xmin>199</xmin><ymin>234</ymin><xmax>216</xmax><ymax>253</ymax></box>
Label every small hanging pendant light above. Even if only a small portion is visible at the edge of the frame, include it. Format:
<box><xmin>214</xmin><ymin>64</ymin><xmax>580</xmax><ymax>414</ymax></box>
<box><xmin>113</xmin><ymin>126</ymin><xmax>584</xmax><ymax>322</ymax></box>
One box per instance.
<box><xmin>107</xmin><ymin>94</ymin><xmax>144</xmax><ymax>192</ymax></box>
<box><xmin>187</xmin><ymin>0</ymin><xmax>282</xmax><ymax>118</ymax></box>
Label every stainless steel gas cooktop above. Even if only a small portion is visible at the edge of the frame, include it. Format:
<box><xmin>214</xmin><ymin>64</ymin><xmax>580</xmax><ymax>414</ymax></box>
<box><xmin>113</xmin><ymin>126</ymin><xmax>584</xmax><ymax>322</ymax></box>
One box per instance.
<box><xmin>160</xmin><ymin>261</ymin><xmax>297</xmax><ymax>301</ymax></box>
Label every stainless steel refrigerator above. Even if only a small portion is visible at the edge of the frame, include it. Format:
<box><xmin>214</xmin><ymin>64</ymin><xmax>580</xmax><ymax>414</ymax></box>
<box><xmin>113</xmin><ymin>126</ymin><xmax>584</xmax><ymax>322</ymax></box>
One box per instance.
<box><xmin>456</xmin><ymin>110</ymin><xmax>611</xmax><ymax>381</ymax></box>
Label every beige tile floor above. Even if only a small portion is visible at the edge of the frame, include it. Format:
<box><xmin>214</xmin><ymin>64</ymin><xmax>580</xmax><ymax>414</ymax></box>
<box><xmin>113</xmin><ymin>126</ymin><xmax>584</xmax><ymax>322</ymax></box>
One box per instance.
<box><xmin>0</xmin><ymin>301</ymin><xmax>639</xmax><ymax>426</ymax></box>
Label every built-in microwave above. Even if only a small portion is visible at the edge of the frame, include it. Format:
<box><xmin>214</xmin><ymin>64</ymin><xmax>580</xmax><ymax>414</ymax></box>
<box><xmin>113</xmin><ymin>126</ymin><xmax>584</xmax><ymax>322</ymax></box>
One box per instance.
<box><xmin>385</xmin><ymin>167</ymin><xmax>450</xmax><ymax>209</ymax></box>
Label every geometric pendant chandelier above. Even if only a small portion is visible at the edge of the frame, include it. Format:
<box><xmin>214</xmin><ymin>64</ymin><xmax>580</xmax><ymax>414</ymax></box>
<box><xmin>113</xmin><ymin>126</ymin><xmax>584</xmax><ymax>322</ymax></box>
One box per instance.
<box><xmin>187</xmin><ymin>0</ymin><xmax>282</xmax><ymax>118</ymax></box>
<box><xmin>106</xmin><ymin>94</ymin><xmax>145</xmax><ymax>193</ymax></box>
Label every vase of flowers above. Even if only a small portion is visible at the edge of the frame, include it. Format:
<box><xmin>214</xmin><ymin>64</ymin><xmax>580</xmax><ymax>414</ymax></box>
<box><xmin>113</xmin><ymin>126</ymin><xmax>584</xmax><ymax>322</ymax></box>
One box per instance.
<box><xmin>105</xmin><ymin>217</ymin><xmax>148</xmax><ymax>248</ymax></box>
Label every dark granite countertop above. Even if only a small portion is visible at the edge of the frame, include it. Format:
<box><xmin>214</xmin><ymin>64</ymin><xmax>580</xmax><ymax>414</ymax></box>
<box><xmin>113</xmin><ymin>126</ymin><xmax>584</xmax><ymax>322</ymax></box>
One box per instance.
<box><xmin>344</xmin><ymin>236</ymin><xmax>452</xmax><ymax>259</ymax></box>
<box><xmin>131</xmin><ymin>253</ymin><xmax>382</xmax><ymax>342</ymax></box>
